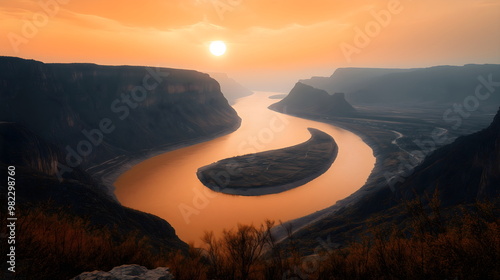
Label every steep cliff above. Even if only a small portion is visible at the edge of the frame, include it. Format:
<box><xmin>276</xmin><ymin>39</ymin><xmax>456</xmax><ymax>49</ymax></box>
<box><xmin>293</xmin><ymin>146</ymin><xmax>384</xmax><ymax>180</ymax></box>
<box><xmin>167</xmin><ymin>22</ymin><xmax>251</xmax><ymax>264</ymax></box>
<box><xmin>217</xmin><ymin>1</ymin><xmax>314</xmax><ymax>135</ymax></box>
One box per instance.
<box><xmin>0</xmin><ymin>56</ymin><xmax>241</xmax><ymax>179</ymax></box>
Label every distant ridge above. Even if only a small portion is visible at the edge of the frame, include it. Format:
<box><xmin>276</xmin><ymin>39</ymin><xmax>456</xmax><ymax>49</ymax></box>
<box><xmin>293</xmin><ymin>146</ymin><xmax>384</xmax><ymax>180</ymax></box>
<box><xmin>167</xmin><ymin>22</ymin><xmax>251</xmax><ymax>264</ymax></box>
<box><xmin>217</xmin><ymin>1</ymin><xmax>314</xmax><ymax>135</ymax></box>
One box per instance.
<box><xmin>301</xmin><ymin>64</ymin><xmax>500</xmax><ymax>110</ymax></box>
<box><xmin>209</xmin><ymin>72</ymin><xmax>254</xmax><ymax>104</ymax></box>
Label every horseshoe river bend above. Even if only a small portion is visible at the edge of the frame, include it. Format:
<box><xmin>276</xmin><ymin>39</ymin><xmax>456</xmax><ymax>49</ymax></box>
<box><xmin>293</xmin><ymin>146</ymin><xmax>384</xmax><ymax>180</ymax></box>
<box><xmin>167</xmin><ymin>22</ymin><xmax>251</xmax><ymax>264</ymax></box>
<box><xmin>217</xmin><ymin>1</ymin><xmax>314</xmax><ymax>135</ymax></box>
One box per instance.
<box><xmin>114</xmin><ymin>92</ymin><xmax>375</xmax><ymax>245</ymax></box>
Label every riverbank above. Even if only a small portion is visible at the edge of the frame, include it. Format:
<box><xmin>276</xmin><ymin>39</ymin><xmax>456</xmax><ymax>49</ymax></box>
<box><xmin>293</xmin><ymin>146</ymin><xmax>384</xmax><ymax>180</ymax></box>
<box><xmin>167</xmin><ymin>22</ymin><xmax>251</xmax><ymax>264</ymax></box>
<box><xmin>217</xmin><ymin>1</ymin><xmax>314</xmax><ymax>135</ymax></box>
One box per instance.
<box><xmin>266</xmin><ymin>104</ymin><xmax>478</xmax><ymax>241</ymax></box>
<box><xmin>265</xmin><ymin>111</ymin><xmax>393</xmax><ymax>240</ymax></box>
<box><xmin>86</xmin><ymin>119</ymin><xmax>242</xmax><ymax>201</ymax></box>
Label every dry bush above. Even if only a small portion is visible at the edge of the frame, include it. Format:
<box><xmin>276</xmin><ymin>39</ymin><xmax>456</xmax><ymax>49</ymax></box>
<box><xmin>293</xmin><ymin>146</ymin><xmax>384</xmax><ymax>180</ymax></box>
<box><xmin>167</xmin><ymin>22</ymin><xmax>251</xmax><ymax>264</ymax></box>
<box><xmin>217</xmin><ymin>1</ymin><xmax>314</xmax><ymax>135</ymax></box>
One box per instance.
<box><xmin>201</xmin><ymin>223</ymin><xmax>269</xmax><ymax>280</ymax></box>
<box><xmin>167</xmin><ymin>244</ymin><xmax>207</xmax><ymax>280</ymax></box>
<box><xmin>315</xmin><ymin>199</ymin><xmax>499</xmax><ymax>280</ymax></box>
<box><xmin>0</xmin><ymin>203</ymin><xmax>168</xmax><ymax>280</ymax></box>
<box><xmin>167</xmin><ymin>198</ymin><xmax>499</xmax><ymax>280</ymax></box>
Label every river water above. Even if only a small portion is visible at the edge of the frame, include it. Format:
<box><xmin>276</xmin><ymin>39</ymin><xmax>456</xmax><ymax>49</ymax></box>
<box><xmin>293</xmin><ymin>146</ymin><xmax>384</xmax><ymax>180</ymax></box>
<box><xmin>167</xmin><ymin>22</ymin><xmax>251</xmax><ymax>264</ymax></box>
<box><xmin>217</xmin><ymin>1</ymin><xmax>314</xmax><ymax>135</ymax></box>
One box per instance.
<box><xmin>114</xmin><ymin>92</ymin><xmax>375</xmax><ymax>245</ymax></box>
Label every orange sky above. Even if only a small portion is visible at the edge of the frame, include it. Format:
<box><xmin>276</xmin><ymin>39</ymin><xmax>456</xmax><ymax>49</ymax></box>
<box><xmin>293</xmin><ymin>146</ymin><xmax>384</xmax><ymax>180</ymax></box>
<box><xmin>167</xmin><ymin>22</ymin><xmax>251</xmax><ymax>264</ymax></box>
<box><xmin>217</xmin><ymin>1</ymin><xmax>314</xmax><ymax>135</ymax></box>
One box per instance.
<box><xmin>1</xmin><ymin>0</ymin><xmax>499</xmax><ymax>91</ymax></box>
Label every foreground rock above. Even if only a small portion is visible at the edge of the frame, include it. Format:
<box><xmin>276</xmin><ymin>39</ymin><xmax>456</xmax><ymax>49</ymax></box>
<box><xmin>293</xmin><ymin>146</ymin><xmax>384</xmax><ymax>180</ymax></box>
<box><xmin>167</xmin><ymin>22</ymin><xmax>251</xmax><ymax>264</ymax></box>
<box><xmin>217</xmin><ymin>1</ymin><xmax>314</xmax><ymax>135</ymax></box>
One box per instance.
<box><xmin>71</xmin><ymin>265</ymin><xmax>173</xmax><ymax>280</ymax></box>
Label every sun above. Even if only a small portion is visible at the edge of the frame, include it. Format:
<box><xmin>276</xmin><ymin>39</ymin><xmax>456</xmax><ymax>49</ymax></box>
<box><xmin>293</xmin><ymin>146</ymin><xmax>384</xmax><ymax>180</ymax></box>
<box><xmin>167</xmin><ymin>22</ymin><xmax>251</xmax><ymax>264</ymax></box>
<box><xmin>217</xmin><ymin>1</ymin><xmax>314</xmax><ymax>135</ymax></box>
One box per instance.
<box><xmin>209</xmin><ymin>41</ymin><xmax>227</xmax><ymax>56</ymax></box>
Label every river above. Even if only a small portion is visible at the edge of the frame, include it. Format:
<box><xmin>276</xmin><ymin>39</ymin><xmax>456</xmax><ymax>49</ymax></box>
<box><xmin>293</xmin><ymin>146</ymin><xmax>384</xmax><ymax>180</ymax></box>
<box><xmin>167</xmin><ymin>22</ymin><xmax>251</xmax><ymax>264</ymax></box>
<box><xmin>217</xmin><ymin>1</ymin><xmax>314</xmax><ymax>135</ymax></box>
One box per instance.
<box><xmin>114</xmin><ymin>92</ymin><xmax>375</xmax><ymax>245</ymax></box>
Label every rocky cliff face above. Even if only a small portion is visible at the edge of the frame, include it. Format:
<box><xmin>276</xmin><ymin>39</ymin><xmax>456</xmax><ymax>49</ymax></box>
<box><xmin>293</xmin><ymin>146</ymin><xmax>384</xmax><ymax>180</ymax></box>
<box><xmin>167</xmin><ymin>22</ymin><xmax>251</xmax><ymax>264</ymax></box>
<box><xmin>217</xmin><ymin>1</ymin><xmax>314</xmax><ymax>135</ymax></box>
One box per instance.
<box><xmin>270</xmin><ymin>82</ymin><xmax>356</xmax><ymax>116</ymax></box>
<box><xmin>0</xmin><ymin>57</ymin><xmax>241</xmax><ymax>178</ymax></box>
<box><xmin>0</xmin><ymin>121</ymin><xmax>187</xmax><ymax>249</ymax></box>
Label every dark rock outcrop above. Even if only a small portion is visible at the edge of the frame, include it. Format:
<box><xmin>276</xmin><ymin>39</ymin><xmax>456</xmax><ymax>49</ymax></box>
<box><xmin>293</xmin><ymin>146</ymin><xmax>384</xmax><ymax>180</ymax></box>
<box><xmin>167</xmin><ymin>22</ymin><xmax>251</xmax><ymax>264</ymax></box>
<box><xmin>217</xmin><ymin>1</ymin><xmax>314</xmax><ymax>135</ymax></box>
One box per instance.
<box><xmin>270</xmin><ymin>82</ymin><xmax>356</xmax><ymax>116</ymax></box>
<box><xmin>71</xmin><ymin>265</ymin><xmax>173</xmax><ymax>280</ymax></box>
<box><xmin>0</xmin><ymin>122</ymin><xmax>96</xmax><ymax>183</ymax></box>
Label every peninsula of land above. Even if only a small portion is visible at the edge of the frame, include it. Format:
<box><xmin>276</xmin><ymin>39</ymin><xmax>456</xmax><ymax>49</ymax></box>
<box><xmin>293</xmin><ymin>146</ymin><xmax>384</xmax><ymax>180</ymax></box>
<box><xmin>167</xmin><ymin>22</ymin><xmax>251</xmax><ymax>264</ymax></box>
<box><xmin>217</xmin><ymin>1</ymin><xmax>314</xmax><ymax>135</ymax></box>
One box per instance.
<box><xmin>196</xmin><ymin>128</ymin><xmax>338</xmax><ymax>196</ymax></box>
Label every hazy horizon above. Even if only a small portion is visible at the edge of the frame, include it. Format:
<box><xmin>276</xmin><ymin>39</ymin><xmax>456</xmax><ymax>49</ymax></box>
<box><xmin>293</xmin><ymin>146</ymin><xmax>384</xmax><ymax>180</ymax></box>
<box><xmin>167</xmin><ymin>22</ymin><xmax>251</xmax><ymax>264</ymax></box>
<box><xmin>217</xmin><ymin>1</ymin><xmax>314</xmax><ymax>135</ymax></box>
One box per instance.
<box><xmin>2</xmin><ymin>0</ymin><xmax>499</xmax><ymax>91</ymax></box>
<box><xmin>4</xmin><ymin>56</ymin><xmax>498</xmax><ymax>92</ymax></box>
